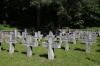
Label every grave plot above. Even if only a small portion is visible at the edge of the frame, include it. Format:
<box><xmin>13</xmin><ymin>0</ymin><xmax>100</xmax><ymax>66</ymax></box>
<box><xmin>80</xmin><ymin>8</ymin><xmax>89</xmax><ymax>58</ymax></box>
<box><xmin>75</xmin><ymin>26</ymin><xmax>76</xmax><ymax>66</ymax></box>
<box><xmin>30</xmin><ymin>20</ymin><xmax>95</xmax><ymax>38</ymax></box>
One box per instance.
<box><xmin>42</xmin><ymin>36</ymin><xmax>61</xmax><ymax>60</ymax></box>
<box><xmin>56</xmin><ymin>32</ymin><xmax>70</xmax><ymax>50</ymax></box>
<box><xmin>79</xmin><ymin>31</ymin><xmax>97</xmax><ymax>44</ymax></box>
<box><xmin>56</xmin><ymin>32</ymin><xmax>76</xmax><ymax>44</ymax></box>
<box><xmin>5</xmin><ymin>32</ymin><xmax>18</xmax><ymax>54</ymax></box>
<box><xmin>22</xmin><ymin>32</ymin><xmax>38</xmax><ymax>57</ymax></box>
<box><xmin>79</xmin><ymin>31</ymin><xmax>97</xmax><ymax>52</ymax></box>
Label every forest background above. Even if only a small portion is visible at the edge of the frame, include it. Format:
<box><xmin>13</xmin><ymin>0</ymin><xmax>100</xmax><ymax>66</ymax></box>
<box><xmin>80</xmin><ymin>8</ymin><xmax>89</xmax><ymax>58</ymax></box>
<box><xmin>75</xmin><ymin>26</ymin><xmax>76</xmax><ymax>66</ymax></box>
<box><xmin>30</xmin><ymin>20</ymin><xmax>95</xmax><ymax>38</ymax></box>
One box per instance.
<box><xmin>0</xmin><ymin>0</ymin><xmax>100</xmax><ymax>30</ymax></box>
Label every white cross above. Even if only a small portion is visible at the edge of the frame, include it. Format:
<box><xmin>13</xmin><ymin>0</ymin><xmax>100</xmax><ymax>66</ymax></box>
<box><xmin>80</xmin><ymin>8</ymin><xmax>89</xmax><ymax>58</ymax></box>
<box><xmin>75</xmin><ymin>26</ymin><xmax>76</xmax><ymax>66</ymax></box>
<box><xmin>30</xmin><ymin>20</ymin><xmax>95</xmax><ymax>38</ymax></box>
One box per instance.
<box><xmin>42</xmin><ymin>37</ymin><xmax>61</xmax><ymax>60</ymax></box>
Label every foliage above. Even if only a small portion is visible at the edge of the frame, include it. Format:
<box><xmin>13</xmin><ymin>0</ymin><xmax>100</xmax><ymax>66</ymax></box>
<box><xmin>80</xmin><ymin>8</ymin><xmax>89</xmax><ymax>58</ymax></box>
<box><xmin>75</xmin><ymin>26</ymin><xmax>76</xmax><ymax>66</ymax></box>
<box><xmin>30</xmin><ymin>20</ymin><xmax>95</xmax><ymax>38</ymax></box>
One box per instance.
<box><xmin>0</xmin><ymin>21</ymin><xmax>15</xmax><ymax>30</ymax></box>
<box><xmin>86</xmin><ymin>27</ymin><xmax>100</xmax><ymax>30</ymax></box>
<box><xmin>45</xmin><ymin>22</ymin><xmax>54</xmax><ymax>29</ymax></box>
<box><xmin>0</xmin><ymin>25</ymin><xmax>15</xmax><ymax>30</ymax></box>
<box><xmin>0</xmin><ymin>0</ymin><xmax>100</xmax><ymax>29</ymax></box>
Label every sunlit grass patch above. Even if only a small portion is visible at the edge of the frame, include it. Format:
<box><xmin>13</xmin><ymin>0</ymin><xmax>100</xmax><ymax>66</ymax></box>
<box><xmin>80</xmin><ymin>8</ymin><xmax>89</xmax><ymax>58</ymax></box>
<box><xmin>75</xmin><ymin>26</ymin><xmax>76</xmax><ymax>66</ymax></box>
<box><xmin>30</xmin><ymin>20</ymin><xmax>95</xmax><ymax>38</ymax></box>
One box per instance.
<box><xmin>0</xmin><ymin>36</ymin><xmax>100</xmax><ymax>66</ymax></box>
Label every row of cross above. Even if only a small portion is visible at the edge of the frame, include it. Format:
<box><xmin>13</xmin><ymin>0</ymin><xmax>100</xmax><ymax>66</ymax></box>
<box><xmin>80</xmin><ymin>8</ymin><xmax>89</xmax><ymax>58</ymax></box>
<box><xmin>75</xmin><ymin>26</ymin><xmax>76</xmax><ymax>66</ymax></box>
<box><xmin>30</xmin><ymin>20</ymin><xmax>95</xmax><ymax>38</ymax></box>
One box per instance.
<box><xmin>0</xmin><ymin>29</ymin><xmax>97</xmax><ymax>60</ymax></box>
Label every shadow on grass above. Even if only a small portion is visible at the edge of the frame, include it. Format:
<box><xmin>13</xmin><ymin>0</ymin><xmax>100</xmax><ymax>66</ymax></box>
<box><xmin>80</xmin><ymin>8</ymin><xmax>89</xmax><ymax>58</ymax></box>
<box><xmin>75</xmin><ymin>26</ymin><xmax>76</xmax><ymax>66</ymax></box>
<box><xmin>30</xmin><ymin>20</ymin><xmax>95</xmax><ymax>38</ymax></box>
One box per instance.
<box><xmin>1</xmin><ymin>47</ymin><xmax>6</xmax><ymax>51</ymax></box>
<box><xmin>97</xmin><ymin>39</ymin><xmax>100</xmax><ymax>42</ymax></box>
<box><xmin>97</xmin><ymin>44</ymin><xmax>100</xmax><ymax>46</ymax></box>
<box><xmin>80</xmin><ymin>43</ymin><xmax>85</xmax><ymax>44</ymax></box>
<box><xmin>38</xmin><ymin>44</ymin><xmax>40</xmax><ymax>46</ymax></box>
<box><xmin>96</xmin><ymin>50</ymin><xmax>100</xmax><ymax>52</ymax></box>
<box><xmin>61</xmin><ymin>46</ymin><xmax>65</xmax><ymax>50</ymax></box>
<box><xmin>74</xmin><ymin>48</ymin><xmax>85</xmax><ymax>52</ymax></box>
<box><xmin>21</xmin><ymin>52</ymin><xmax>26</xmax><ymax>54</ymax></box>
<box><xmin>61</xmin><ymin>46</ymin><xmax>71</xmax><ymax>50</ymax></box>
<box><xmin>39</xmin><ymin>54</ymin><xmax>56</xmax><ymax>59</ymax></box>
<box><xmin>86</xmin><ymin>57</ymin><xmax>96</xmax><ymax>62</ymax></box>
<box><xmin>21</xmin><ymin>52</ymin><xmax>35</xmax><ymax>55</ymax></box>
<box><xmin>55</xmin><ymin>41</ymin><xmax>59</xmax><ymax>43</ymax></box>
<box><xmin>7</xmin><ymin>50</ymin><xmax>19</xmax><ymax>52</ymax></box>
<box><xmin>19</xmin><ymin>42</ymin><xmax>22</xmax><ymax>44</ymax></box>
<box><xmin>39</xmin><ymin>54</ymin><xmax>48</xmax><ymax>58</ymax></box>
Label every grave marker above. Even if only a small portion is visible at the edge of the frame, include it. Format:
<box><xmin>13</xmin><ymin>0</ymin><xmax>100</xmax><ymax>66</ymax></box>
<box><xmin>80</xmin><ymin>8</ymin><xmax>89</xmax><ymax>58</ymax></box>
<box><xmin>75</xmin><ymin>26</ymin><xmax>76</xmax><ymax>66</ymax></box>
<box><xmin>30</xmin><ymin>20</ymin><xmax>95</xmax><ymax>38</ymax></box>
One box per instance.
<box><xmin>0</xmin><ymin>31</ymin><xmax>4</xmax><ymax>51</ymax></box>
<box><xmin>79</xmin><ymin>31</ymin><xmax>97</xmax><ymax>52</ymax></box>
<box><xmin>65</xmin><ymin>36</ymin><xmax>69</xmax><ymax>50</ymax></box>
<box><xmin>5</xmin><ymin>32</ymin><xmax>18</xmax><ymax>54</ymax></box>
<box><xmin>42</xmin><ymin>36</ymin><xmax>61</xmax><ymax>60</ymax></box>
<box><xmin>56</xmin><ymin>32</ymin><xmax>76</xmax><ymax>44</ymax></box>
<box><xmin>14</xmin><ymin>29</ymin><xmax>17</xmax><ymax>38</ymax></box>
<box><xmin>86</xmin><ymin>33</ymin><xmax>91</xmax><ymax>52</ymax></box>
<box><xmin>22</xmin><ymin>33</ymin><xmax>38</xmax><ymax>57</ymax></box>
<box><xmin>56</xmin><ymin>32</ymin><xmax>69</xmax><ymax>50</ymax></box>
<box><xmin>45</xmin><ymin>31</ymin><xmax>55</xmax><ymax>40</ymax></box>
<box><xmin>37</xmin><ymin>31</ymin><xmax>43</xmax><ymax>41</ymax></box>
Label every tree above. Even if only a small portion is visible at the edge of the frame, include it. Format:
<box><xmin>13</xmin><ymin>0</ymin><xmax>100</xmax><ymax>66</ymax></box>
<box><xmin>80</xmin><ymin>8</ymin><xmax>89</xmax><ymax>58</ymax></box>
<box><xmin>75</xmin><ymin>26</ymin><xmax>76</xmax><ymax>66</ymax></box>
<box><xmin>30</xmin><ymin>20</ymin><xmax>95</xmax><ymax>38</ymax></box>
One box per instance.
<box><xmin>81</xmin><ymin>0</ymin><xmax>100</xmax><ymax>27</ymax></box>
<box><xmin>30</xmin><ymin>0</ymin><xmax>52</xmax><ymax>30</ymax></box>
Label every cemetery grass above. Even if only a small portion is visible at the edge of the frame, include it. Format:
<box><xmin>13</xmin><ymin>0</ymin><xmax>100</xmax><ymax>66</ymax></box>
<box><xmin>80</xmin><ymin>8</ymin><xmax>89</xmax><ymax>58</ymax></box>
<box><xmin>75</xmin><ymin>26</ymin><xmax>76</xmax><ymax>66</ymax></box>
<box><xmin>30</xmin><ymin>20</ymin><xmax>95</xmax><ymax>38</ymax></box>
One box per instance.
<box><xmin>0</xmin><ymin>37</ymin><xmax>100</xmax><ymax>66</ymax></box>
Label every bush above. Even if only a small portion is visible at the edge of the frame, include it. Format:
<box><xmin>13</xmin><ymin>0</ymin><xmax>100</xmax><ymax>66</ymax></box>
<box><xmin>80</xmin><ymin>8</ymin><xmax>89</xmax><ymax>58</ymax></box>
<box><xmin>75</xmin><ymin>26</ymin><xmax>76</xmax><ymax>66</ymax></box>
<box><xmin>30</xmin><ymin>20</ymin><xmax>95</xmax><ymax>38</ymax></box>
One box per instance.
<box><xmin>0</xmin><ymin>21</ymin><xmax>16</xmax><ymax>30</ymax></box>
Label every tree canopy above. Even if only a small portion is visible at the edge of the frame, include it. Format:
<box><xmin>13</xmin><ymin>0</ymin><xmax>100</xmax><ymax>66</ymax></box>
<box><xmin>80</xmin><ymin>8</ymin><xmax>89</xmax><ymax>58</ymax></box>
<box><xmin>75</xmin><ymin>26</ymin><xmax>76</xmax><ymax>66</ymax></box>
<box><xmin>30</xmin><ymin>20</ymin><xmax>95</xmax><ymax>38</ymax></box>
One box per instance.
<box><xmin>0</xmin><ymin>0</ymin><xmax>100</xmax><ymax>30</ymax></box>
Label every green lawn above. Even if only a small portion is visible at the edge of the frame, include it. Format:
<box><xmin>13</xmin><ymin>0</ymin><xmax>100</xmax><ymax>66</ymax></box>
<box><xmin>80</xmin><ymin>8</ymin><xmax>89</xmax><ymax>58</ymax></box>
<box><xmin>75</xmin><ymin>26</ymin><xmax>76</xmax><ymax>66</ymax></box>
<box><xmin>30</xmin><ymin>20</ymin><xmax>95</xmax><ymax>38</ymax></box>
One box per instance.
<box><xmin>0</xmin><ymin>37</ymin><xmax>100</xmax><ymax>66</ymax></box>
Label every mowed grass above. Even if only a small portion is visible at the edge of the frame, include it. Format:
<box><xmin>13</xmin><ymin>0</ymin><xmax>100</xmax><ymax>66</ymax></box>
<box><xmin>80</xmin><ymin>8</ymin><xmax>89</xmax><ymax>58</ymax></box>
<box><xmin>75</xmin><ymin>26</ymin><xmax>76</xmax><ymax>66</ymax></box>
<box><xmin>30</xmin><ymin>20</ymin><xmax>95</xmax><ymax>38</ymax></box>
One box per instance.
<box><xmin>0</xmin><ymin>37</ymin><xmax>100</xmax><ymax>66</ymax></box>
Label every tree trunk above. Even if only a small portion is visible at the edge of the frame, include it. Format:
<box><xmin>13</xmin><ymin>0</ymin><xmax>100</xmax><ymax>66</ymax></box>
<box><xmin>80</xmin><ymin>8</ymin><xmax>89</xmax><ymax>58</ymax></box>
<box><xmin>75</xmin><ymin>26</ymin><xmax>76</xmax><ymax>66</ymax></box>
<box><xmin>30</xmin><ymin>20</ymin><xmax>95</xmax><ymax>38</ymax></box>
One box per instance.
<box><xmin>36</xmin><ymin>4</ymin><xmax>41</xmax><ymax>30</ymax></box>
<box><xmin>58</xmin><ymin>16</ymin><xmax>62</xmax><ymax>29</ymax></box>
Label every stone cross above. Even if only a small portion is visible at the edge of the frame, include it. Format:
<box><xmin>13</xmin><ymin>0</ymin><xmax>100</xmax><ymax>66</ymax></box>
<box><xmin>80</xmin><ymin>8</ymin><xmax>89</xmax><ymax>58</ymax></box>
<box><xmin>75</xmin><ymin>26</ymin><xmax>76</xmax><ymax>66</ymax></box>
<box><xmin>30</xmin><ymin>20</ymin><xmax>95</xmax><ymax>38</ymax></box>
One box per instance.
<box><xmin>14</xmin><ymin>29</ymin><xmax>17</xmax><ymax>38</ymax></box>
<box><xmin>24</xmin><ymin>29</ymin><xmax>28</xmax><ymax>38</ymax></box>
<box><xmin>72</xmin><ymin>32</ymin><xmax>76</xmax><ymax>44</ymax></box>
<box><xmin>74</xmin><ymin>30</ymin><xmax>80</xmax><ymax>39</ymax></box>
<box><xmin>32</xmin><ymin>32</ymin><xmax>39</xmax><ymax>41</ymax></box>
<box><xmin>22</xmin><ymin>33</ymin><xmax>38</xmax><ymax>57</ymax></box>
<box><xmin>45</xmin><ymin>31</ymin><xmax>55</xmax><ymax>40</ymax></box>
<box><xmin>5</xmin><ymin>32</ymin><xmax>18</xmax><ymax>54</ymax></box>
<box><xmin>37</xmin><ymin>31</ymin><xmax>43</xmax><ymax>41</ymax></box>
<box><xmin>88</xmin><ymin>31</ymin><xmax>97</xmax><ymax>44</ymax></box>
<box><xmin>17</xmin><ymin>32</ymin><xmax>22</xmax><ymax>38</ymax></box>
<box><xmin>42</xmin><ymin>36</ymin><xmax>61</xmax><ymax>60</ymax></box>
<box><xmin>22</xmin><ymin>32</ymin><xmax>27</xmax><ymax>42</ymax></box>
<box><xmin>56</xmin><ymin>32</ymin><xmax>63</xmax><ymax>43</ymax></box>
<box><xmin>86</xmin><ymin>31</ymin><xmax>97</xmax><ymax>52</ymax></box>
<box><xmin>79</xmin><ymin>32</ymin><xmax>96</xmax><ymax>52</ymax></box>
<box><xmin>79</xmin><ymin>32</ymin><xmax>90</xmax><ymax>52</ymax></box>
<box><xmin>56</xmin><ymin>32</ymin><xmax>69</xmax><ymax>50</ymax></box>
<box><xmin>64</xmin><ymin>32</ymin><xmax>76</xmax><ymax>44</ymax></box>
<box><xmin>62</xmin><ymin>30</ymin><xmax>66</xmax><ymax>35</ymax></box>
<box><xmin>85</xmin><ymin>33</ymin><xmax>91</xmax><ymax>52</ymax></box>
<box><xmin>56</xmin><ymin>32</ymin><xmax>69</xmax><ymax>43</ymax></box>
<box><xmin>65</xmin><ymin>34</ymin><xmax>69</xmax><ymax>50</ymax></box>
<box><xmin>0</xmin><ymin>31</ymin><xmax>4</xmax><ymax>51</ymax></box>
